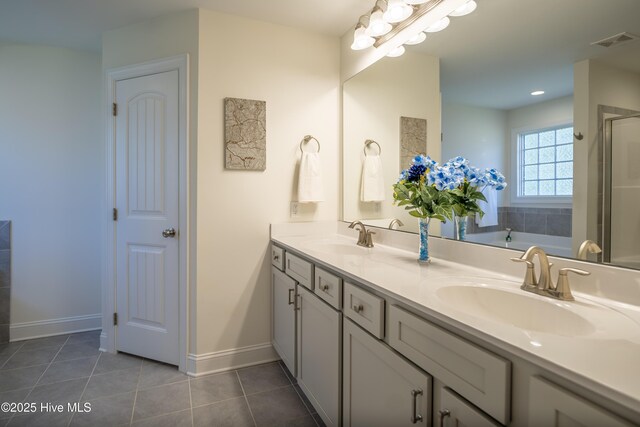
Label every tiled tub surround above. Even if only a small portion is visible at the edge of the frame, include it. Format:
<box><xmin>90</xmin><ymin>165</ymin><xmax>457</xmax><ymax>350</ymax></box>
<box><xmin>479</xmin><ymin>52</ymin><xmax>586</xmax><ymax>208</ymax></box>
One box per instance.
<box><xmin>271</xmin><ymin>221</ymin><xmax>640</xmax><ymax>424</ymax></box>
<box><xmin>0</xmin><ymin>331</ymin><xmax>322</xmax><ymax>427</ymax></box>
<box><xmin>466</xmin><ymin>207</ymin><xmax>572</xmax><ymax>237</ymax></box>
<box><xmin>0</xmin><ymin>221</ymin><xmax>10</xmax><ymax>343</ymax></box>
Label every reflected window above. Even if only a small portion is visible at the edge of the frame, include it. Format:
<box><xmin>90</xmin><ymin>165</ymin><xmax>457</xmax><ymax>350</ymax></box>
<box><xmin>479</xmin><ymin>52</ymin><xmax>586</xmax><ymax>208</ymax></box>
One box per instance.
<box><xmin>517</xmin><ymin>125</ymin><xmax>573</xmax><ymax>198</ymax></box>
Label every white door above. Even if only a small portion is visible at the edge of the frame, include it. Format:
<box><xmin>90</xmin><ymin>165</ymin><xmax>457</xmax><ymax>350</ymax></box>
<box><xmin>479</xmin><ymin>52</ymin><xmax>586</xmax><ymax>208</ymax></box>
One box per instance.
<box><xmin>115</xmin><ymin>70</ymin><xmax>180</xmax><ymax>365</ymax></box>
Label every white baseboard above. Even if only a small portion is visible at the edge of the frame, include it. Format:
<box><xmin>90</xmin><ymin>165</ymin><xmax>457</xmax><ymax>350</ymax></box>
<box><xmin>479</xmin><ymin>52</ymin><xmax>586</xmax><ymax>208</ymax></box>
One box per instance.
<box><xmin>187</xmin><ymin>342</ymin><xmax>279</xmax><ymax>377</ymax></box>
<box><xmin>10</xmin><ymin>314</ymin><xmax>102</xmax><ymax>341</ymax></box>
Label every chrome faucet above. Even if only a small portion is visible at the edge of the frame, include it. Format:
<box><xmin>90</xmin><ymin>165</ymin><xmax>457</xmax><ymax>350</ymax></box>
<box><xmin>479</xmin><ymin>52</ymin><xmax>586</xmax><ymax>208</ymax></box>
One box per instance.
<box><xmin>511</xmin><ymin>246</ymin><xmax>590</xmax><ymax>301</ymax></box>
<box><xmin>388</xmin><ymin>219</ymin><xmax>404</xmax><ymax>229</ymax></box>
<box><xmin>577</xmin><ymin>240</ymin><xmax>602</xmax><ymax>260</ymax></box>
<box><xmin>349</xmin><ymin>221</ymin><xmax>375</xmax><ymax>248</ymax></box>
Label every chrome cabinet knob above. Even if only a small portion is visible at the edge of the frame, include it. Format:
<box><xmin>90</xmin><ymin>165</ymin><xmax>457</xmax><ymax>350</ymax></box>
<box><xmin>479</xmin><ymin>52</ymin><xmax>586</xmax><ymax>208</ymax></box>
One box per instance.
<box><xmin>162</xmin><ymin>228</ymin><xmax>177</xmax><ymax>238</ymax></box>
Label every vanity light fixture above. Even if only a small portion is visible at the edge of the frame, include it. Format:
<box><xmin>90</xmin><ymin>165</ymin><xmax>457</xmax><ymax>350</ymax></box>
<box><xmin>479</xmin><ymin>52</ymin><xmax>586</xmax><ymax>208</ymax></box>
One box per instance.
<box><xmin>387</xmin><ymin>45</ymin><xmax>406</xmax><ymax>57</ymax></box>
<box><xmin>425</xmin><ymin>16</ymin><xmax>450</xmax><ymax>32</ymax></box>
<box><xmin>366</xmin><ymin>1</ymin><xmax>393</xmax><ymax>37</ymax></box>
<box><xmin>405</xmin><ymin>31</ymin><xmax>427</xmax><ymax>45</ymax></box>
<box><xmin>349</xmin><ymin>0</ymin><xmax>478</xmax><ymax>52</ymax></box>
<box><xmin>383</xmin><ymin>0</ymin><xmax>414</xmax><ymax>24</ymax></box>
<box><xmin>351</xmin><ymin>15</ymin><xmax>376</xmax><ymax>50</ymax></box>
<box><xmin>531</xmin><ymin>90</ymin><xmax>545</xmax><ymax>96</ymax></box>
<box><xmin>449</xmin><ymin>0</ymin><xmax>477</xmax><ymax>17</ymax></box>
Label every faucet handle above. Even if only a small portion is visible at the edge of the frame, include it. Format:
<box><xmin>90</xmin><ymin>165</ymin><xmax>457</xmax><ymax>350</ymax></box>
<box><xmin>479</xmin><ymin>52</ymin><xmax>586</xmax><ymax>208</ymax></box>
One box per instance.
<box><xmin>364</xmin><ymin>231</ymin><xmax>376</xmax><ymax>248</ymax></box>
<box><xmin>555</xmin><ymin>268</ymin><xmax>590</xmax><ymax>301</ymax></box>
<box><xmin>510</xmin><ymin>258</ymin><xmax>537</xmax><ymax>288</ymax></box>
<box><xmin>559</xmin><ymin>267</ymin><xmax>590</xmax><ymax>277</ymax></box>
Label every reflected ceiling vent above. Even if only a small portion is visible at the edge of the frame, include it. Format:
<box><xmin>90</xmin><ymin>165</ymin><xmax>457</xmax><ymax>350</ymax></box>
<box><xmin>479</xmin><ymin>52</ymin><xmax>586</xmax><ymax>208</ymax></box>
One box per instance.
<box><xmin>591</xmin><ymin>32</ymin><xmax>639</xmax><ymax>48</ymax></box>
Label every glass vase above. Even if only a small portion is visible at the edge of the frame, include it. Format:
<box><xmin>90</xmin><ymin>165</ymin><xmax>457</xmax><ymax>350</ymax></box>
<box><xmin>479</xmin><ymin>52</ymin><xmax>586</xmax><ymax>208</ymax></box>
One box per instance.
<box><xmin>455</xmin><ymin>215</ymin><xmax>468</xmax><ymax>241</ymax></box>
<box><xmin>418</xmin><ymin>217</ymin><xmax>431</xmax><ymax>264</ymax></box>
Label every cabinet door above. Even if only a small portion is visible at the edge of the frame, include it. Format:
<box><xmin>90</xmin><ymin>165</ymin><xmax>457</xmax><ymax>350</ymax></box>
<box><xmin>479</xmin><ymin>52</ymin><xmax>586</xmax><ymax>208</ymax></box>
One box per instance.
<box><xmin>529</xmin><ymin>376</ymin><xmax>633</xmax><ymax>427</ymax></box>
<box><xmin>438</xmin><ymin>387</ymin><xmax>500</xmax><ymax>427</ymax></box>
<box><xmin>297</xmin><ymin>285</ymin><xmax>341</xmax><ymax>427</ymax></box>
<box><xmin>343</xmin><ymin>318</ymin><xmax>432</xmax><ymax>427</ymax></box>
<box><xmin>272</xmin><ymin>267</ymin><xmax>296</xmax><ymax>376</ymax></box>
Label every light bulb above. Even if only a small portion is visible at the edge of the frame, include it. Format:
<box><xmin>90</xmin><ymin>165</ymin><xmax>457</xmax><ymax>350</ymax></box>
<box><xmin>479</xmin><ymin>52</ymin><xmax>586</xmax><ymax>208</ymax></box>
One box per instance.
<box><xmin>449</xmin><ymin>0</ymin><xmax>477</xmax><ymax>17</ymax></box>
<box><xmin>405</xmin><ymin>32</ymin><xmax>426</xmax><ymax>45</ymax></box>
<box><xmin>387</xmin><ymin>45</ymin><xmax>406</xmax><ymax>57</ymax></box>
<box><xmin>425</xmin><ymin>16</ymin><xmax>450</xmax><ymax>32</ymax></box>
<box><xmin>405</xmin><ymin>0</ymin><xmax>428</xmax><ymax>4</ymax></box>
<box><xmin>383</xmin><ymin>0</ymin><xmax>413</xmax><ymax>24</ymax></box>
<box><xmin>366</xmin><ymin>9</ymin><xmax>392</xmax><ymax>37</ymax></box>
<box><xmin>351</xmin><ymin>26</ymin><xmax>375</xmax><ymax>50</ymax></box>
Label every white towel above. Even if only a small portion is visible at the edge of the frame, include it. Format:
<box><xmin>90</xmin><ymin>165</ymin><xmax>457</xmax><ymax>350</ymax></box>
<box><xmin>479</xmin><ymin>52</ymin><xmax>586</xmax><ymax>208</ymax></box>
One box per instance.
<box><xmin>360</xmin><ymin>155</ymin><xmax>386</xmax><ymax>202</ymax></box>
<box><xmin>298</xmin><ymin>152</ymin><xmax>324</xmax><ymax>203</ymax></box>
<box><xmin>476</xmin><ymin>187</ymin><xmax>498</xmax><ymax>227</ymax></box>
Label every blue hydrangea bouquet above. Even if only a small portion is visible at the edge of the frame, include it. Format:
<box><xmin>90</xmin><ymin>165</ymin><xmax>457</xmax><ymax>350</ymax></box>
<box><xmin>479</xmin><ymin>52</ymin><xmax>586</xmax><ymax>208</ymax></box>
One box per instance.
<box><xmin>392</xmin><ymin>155</ymin><xmax>507</xmax><ymax>262</ymax></box>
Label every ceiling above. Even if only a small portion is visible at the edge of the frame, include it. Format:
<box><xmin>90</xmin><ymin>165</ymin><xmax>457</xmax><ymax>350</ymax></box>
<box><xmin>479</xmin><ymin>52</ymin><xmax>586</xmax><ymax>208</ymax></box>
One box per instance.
<box><xmin>2</xmin><ymin>0</ymin><xmax>640</xmax><ymax>110</ymax></box>
<box><xmin>409</xmin><ymin>0</ymin><xmax>640</xmax><ymax>110</ymax></box>
<box><xmin>0</xmin><ymin>0</ymin><xmax>370</xmax><ymax>52</ymax></box>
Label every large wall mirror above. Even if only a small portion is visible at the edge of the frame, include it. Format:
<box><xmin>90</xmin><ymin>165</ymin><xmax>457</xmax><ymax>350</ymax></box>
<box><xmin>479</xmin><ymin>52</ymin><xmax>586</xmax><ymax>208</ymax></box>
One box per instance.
<box><xmin>342</xmin><ymin>0</ymin><xmax>640</xmax><ymax>269</ymax></box>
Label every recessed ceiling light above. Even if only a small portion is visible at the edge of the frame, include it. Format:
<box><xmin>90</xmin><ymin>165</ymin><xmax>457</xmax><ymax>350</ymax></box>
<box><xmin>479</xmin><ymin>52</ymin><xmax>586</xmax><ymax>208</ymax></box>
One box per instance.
<box><xmin>531</xmin><ymin>90</ymin><xmax>545</xmax><ymax>96</ymax></box>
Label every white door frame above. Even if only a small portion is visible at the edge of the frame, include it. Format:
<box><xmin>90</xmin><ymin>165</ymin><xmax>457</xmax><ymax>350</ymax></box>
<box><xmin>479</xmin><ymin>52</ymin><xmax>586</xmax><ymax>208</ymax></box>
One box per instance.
<box><xmin>102</xmin><ymin>54</ymin><xmax>190</xmax><ymax>372</ymax></box>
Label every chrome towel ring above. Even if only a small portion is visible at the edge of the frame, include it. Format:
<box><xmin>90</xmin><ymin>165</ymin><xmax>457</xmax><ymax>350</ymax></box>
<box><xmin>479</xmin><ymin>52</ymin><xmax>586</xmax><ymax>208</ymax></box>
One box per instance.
<box><xmin>300</xmin><ymin>135</ymin><xmax>320</xmax><ymax>153</ymax></box>
<box><xmin>364</xmin><ymin>139</ymin><xmax>382</xmax><ymax>156</ymax></box>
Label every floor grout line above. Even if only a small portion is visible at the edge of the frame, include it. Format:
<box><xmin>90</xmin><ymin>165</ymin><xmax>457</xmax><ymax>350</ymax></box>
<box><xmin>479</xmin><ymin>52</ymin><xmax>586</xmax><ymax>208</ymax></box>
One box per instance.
<box><xmin>9</xmin><ymin>335</ymin><xmax>72</xmax><ymax>426</ymax></box>
<box><xmin>187</xmin><ymin>377</ymin><xmax>194</xmax><ymax>427</ymax></box>
<box><xmin>128</xmin><ymin>358</ymin><xmax>144</xmax><ymax>426</ymax></box>
<box><xmin>68</xmin><ymin>350</ymin><xmax>103</xmax><ymax>426</ymax></box>
<box><xmin>0</xmin><ymin>342</ymin><xmax>25</xmax><ymax>370</ymax></box>
<box><xmin>276</xmin><ymin>361</ymin><xmax>320</xmax><ymax>425</ymax></box>
<box><xmin>236</xmin><ymin>370</ymin><xmax>258</xmax><ymax>427</ymax></box>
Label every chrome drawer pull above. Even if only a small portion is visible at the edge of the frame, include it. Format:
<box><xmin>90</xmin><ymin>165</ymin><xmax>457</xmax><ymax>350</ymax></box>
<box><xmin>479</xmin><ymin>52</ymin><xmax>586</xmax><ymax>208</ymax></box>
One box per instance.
<box><xmin>288</xmin><ymin>288</ymin><xmax>295</xmax><ymax>305</ymax></box>
<box><xmin>321</xmin><ymin>284</ymin><xmax>330</xmax><ymax>292</ymax></box>
<box><xmin>411</xmin><ymin>389</ymin><xmax>423</xmax><ymax>423</ymax></box>
<box><xmin>273</xmin><ymin>253</ymin><xmax>280</xmax><ymax>261</ymax></box>
<box><xmin>438</xmin><ymin>409</ymin><xmax>451</xmax><ymax>427</ymax></box>
<box><xmin>353</xmin><ymin>304</ymin><xmax>364</xmax><ymax>314</ymax></box>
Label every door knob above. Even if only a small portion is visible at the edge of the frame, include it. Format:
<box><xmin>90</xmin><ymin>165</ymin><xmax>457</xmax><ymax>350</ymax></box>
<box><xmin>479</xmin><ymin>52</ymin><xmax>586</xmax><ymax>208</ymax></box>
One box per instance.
<box><xmin>162</xmin><ymin>228</ymin><xmax>177</xmax><ymax>238</ymax></box>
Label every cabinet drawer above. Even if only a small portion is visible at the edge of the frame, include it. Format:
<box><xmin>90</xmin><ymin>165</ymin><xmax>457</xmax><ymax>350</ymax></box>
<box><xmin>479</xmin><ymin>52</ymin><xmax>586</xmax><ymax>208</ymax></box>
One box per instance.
<box><xmin>271</xmin><ymin>245</ymin><xmax>285</xmax><ymax>271</ymax></box>
<box><xmin>528</xmin><ymin>376</ymin><xmax>633</xmax><ymax>427</ymax></box>
<box><xmin>440</xmin><ymin>387</ymin><xmax>500</xmax><ymax>427</ymax></box>
<box><xmin>344</xmin><ymin>282</ymin><xmax>384</xmax><ymax>339</ymax></box>
<box><xmin>314</xmin><ymin>267</ymin><xmax>342</xmax><ymax>310</ymax></box>
<box><xmin>285</xmin><ymin>252</ymin><xmax>314</xmax><ymax>290</ymax></box>
<box><xmin>388</xmin><ymin>305</ymin><xmax>510</xmax><ymax>424</ymax></box>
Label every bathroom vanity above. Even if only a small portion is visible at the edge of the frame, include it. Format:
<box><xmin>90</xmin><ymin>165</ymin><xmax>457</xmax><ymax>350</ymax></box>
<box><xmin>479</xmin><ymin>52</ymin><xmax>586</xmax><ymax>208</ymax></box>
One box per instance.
<box><xmin>270</xmin><ymin>222</ymin><xmax>640</xmax><ymax>427</ymax></box>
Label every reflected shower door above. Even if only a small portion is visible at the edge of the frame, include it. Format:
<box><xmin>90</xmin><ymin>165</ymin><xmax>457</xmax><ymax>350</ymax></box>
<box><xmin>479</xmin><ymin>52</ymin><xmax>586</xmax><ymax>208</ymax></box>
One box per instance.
<box><xmin>605</xmin><ymin>114</ymin><xmax>640</xmax><ymax>269</ymax></box>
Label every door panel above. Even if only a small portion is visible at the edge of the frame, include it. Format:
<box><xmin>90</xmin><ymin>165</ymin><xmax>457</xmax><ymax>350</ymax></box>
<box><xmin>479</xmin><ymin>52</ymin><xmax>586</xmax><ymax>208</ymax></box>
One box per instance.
<box><xmin>115</xmin><ymin>70</ymin><xmax>179</xmax><ymax>365</ymax></box>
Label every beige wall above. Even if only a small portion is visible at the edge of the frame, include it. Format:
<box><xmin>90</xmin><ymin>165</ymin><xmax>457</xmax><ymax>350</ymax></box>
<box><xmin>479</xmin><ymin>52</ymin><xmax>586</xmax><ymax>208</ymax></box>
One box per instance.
<box><xmin>0</xmin><ymin>43</ymin><xmax>102</xmax><ymax>337</ymax></box>
<box><xmin>343</xmin><ymin>51</ymin><xmax>441</xmax><ymax>234</ymax></box>
<box><xmin>573</xmin><ymin>60</ymin><xmax>640</xmax><ymax>253</ymax></box>
<box><xmin>196</xmin><ymin>10</ymin><xmax>340</xmax><ymax>355</ymax></box>
<box><xmin>102</xmin><ymin>9</ymin><xmax>341</xmax><ymax>363</ymax></box>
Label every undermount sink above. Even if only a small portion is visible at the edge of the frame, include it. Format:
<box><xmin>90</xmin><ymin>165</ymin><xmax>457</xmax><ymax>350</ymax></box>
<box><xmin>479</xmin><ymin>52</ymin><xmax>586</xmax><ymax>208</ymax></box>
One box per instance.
<box><xmin>436</xmin><ymin>285</ymin><xmax>596</xmax><ymax>336</ymax></box>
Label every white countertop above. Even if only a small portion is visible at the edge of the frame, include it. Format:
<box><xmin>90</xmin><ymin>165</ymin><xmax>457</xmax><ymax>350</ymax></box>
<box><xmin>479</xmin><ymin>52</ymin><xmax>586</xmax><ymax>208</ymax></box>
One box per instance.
<box><xmin>271</xmin><ymin>227</ymin><xmax>640</xmax><ymax>416</ymax></box>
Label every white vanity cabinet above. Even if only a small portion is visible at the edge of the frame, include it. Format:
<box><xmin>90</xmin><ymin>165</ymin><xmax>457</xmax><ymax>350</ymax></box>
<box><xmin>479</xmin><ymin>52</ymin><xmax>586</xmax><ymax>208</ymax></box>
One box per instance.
<box><xmin>271</xmin><ymin>266</ymin><xmax>297</xmax><ymax>376</ymax></box>
<box><xmin>297</xmin><ymin>285</ymin><xmax>341</xmax><ymax>426</ymax></box>
<box><xmin>343</xmin><ymin>318</ymin><xmax>432</xmax><ymax>427</ymax></box>
<box><xmin>528</xmin><ymin>376</ymin><xmax>633</xmax><ymax>427</ymax></box>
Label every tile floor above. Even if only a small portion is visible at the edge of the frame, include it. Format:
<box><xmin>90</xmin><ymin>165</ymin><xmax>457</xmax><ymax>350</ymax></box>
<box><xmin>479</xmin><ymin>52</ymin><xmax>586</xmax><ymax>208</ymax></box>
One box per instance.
<box><xmin>0</xmin><ymin>331</ymin><xmax>324</xmax><ymax>427</ymax></box>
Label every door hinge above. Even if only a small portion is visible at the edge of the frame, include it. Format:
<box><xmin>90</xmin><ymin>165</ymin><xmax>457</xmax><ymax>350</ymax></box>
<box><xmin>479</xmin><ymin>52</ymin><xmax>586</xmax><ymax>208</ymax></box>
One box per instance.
<box><xmin>113</xmin><ymin>312</ymin><xmax>118</xmax><ymax>326</ymax></box>
<box><xmin>112</xmin><ymin>103</ymin><xmax>118</xmax><ymax>117</ymax></box>
<box><xmin>113</xmin><ymin>208</ymin><xmax>118</xmax><ymax>221</ymax></box>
